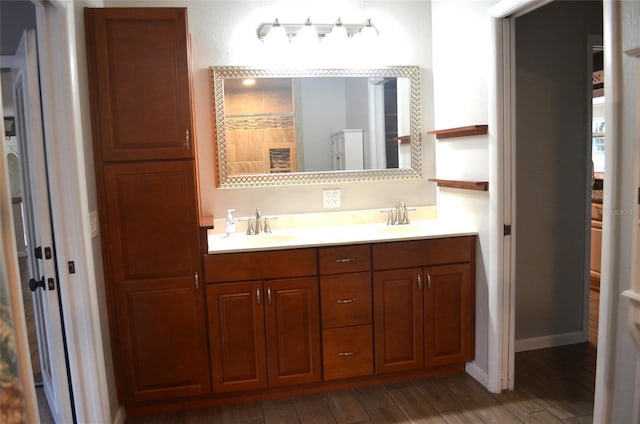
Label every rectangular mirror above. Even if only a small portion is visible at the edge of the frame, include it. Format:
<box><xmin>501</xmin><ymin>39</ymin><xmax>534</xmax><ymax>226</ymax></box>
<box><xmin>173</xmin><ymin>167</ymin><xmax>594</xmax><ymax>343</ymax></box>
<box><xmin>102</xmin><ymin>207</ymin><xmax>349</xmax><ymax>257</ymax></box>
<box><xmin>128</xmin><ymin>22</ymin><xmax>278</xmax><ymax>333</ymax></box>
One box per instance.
<box><xmin>211</xmin><ymin>66</ymin><xmax>422</xmax><ymax>188</ymax></box>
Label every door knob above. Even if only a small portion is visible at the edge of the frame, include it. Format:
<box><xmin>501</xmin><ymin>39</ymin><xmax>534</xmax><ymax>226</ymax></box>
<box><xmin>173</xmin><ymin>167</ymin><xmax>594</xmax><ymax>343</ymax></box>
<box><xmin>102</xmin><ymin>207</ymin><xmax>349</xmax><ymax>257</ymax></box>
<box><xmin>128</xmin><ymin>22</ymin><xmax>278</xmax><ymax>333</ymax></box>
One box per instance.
<box><xmin>29</xmin><ymin>276</ymin><xmax>46</xmax><ymax>291</ymax></box>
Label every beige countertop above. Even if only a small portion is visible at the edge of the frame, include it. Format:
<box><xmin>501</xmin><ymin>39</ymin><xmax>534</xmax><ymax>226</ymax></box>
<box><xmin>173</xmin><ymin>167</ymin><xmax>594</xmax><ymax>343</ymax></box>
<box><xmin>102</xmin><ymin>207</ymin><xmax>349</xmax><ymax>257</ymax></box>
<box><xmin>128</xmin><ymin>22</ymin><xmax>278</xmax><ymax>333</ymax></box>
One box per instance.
<box><xmin>207</xmin><ymin>219</ymin><xmax>478</xmax><ymax>254</ymax></box>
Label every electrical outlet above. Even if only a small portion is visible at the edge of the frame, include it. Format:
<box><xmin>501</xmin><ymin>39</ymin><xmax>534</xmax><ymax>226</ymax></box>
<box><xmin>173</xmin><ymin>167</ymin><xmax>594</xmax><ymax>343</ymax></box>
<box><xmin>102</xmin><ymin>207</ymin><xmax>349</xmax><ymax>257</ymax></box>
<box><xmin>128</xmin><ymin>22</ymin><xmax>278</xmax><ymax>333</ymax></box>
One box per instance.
<box><xmin>323</xmin><ymin>189</ymin><xmax>341</xmax><ymax>208</ymax></box>
<box><xmin>89</xmin><ymin>211</ymin><xmax>99</xmax><ymax>238</ymax></box>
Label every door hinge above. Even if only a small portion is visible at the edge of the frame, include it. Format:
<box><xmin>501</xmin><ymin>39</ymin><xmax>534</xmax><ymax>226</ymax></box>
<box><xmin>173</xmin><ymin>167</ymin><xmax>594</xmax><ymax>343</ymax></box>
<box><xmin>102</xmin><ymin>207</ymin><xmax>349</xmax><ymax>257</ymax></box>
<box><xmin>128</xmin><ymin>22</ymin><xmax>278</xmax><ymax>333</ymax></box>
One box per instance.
<box><xmin>34</xmin><ymin>246</ymin><xmax>52</xmax><ymax>260</ymax></box>
<box><xmin>504</xmin><ymin>224</ymin><xmax>512</xmax><ymax>236</ymax></box>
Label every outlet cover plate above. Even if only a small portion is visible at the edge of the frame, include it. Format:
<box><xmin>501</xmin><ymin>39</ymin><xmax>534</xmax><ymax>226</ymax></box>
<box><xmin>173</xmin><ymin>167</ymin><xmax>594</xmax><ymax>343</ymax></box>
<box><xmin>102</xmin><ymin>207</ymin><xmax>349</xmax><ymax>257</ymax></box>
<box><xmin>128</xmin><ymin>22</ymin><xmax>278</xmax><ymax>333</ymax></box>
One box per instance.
<box><xmin>323</xmin><ymin>189</ymin><xmax>341</xmax><ymax>208</ymax></box>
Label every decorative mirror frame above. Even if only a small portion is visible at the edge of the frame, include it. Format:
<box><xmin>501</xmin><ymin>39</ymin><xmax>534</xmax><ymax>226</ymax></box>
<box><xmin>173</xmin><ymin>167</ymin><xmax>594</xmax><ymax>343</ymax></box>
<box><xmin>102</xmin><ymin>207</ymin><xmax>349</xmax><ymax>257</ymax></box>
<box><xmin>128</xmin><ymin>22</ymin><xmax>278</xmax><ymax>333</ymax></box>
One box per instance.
<box><xmin>211</xmin><ymin>66</ymin><xmax>422</xmax><ymax>188</ymax></box>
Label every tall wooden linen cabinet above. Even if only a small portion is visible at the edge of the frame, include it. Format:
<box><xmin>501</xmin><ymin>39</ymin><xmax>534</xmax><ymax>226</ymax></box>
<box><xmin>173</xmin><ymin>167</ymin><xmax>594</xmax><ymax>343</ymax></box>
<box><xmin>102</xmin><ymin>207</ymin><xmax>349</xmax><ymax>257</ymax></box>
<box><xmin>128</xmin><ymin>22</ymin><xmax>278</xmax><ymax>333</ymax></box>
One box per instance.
<box><xmin>85</xmin><ymin>8</ymin><xmax>210</xmax><ymax>405</ymax></box>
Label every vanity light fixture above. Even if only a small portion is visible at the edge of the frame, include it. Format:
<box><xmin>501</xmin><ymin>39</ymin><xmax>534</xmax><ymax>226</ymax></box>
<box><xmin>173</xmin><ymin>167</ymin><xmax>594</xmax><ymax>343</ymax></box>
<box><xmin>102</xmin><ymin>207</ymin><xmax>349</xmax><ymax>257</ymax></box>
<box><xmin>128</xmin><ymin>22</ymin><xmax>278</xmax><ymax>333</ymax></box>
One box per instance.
<box><xmin>242</xmin><ymin>78</ymin><xmax>256</xmax><ymax>86</ymax></box>
<box><xmin>294</xmin><ymin>17</ymin><xmax>319</xmax><ymax>48</ymax></box>
<box><xmin>256</xmin><ymin>17</ymin><xmax>378</xmax><ymax>45</ymax></box>
<box><xmin>262</xmin><ymin>18</ymin><xmax>289</xmax><ymax>49</ymax></box>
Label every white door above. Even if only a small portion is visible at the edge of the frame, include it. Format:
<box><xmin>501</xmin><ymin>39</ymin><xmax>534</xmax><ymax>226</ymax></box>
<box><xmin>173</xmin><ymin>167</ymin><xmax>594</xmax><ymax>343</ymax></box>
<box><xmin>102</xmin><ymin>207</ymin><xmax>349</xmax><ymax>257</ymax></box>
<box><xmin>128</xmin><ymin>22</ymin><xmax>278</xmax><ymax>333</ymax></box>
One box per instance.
<box><xmin>12</xmin><ymin>29</ymin><xmax>74</xmax><ymax>424</ymax></box>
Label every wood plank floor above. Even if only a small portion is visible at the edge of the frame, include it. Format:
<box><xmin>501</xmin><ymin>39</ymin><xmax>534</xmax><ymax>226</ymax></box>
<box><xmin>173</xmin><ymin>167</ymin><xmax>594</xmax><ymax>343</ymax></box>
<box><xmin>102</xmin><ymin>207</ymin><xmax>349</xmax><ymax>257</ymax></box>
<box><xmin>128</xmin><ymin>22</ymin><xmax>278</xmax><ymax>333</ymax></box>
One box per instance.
<box><xmin>127</xmin><ymin>290</ymin><xmax>598</xmax><ymax>424</ymax></box>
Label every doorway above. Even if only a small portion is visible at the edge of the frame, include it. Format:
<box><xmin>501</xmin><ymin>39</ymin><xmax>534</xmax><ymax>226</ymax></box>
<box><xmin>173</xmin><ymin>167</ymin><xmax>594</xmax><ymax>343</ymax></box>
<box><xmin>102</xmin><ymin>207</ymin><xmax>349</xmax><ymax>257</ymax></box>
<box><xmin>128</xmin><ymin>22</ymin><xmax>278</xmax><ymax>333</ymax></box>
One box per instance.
<box><xmin>2</xmin><ymin>65</ymin><xmax>57</xmax><ymax>424</ymax></box>
<box><xmin>1</xmin><ymin>2</ymin><xmax>74</xmax><ymax>421</ymax></box>
<box><xmin>504</xmin><ymin>0</ymin><xmax>603</xmax><ymax>413</ymax></box>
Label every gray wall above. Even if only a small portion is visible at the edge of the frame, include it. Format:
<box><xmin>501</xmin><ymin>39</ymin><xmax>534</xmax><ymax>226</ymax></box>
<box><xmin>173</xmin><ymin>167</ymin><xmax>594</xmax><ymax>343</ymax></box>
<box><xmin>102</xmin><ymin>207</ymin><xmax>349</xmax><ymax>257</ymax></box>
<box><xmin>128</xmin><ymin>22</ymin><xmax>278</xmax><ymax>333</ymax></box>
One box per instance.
<box><xmin>297</xmin><ymin>78</ymin><xmax>347</xmax><ymax>172</ymax></box>
<box><xmin>515</xmin><ymin>1</ymin><xmax>602</xmax><ymax>345</ymax></box>
<box><xmin>0</xmin><ymin>0</ymin><xmax>36</xmax><ymax>56</ymax></box>
<box><xmin>345</xmin><ymin>78</ymin><xmax>370</xmax><ymax>167</ymax></box>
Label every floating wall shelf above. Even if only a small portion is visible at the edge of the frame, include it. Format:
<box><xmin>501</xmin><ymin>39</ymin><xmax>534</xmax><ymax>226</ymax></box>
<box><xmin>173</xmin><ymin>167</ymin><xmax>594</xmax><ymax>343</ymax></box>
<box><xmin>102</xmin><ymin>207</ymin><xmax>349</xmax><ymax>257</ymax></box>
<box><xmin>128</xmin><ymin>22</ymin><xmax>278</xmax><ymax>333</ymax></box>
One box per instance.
<box><xmin>429</xmin><ymin>178</ymin><xmax>489</xmax><ymax>191</ymax></box>
<box><xmin>394</xmin><ymin>135</ymin><xmax>411</xmax><ymax>144</ymax></box>
<box><xmin>427</xmin><ymin>124</ymin><xmax>488</xmax><ymax>140</ymax></box>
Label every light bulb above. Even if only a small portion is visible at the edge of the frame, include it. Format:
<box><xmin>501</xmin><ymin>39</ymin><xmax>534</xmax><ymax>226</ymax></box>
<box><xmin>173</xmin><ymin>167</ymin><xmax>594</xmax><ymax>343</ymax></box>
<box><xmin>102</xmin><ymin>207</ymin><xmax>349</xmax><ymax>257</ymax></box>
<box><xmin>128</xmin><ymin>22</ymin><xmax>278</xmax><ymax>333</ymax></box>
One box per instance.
<box><xmin>360</xmin><ymin>19</ymin><xmax>378</xmax><ymax>42</ymax></box>
<box><xmin>328</xmin><ymin>18</ymin><xmax>348</xmax><ymax>44</ymax></box>
<box><xmin>294</xmin><ymin>17</ymin><xmax>319</xmax><ymax>48</ymax></box>
<box><xmin>263</xmin><ymin>18</ymin><xmax>289</xmax><ymax>50</ymax></box>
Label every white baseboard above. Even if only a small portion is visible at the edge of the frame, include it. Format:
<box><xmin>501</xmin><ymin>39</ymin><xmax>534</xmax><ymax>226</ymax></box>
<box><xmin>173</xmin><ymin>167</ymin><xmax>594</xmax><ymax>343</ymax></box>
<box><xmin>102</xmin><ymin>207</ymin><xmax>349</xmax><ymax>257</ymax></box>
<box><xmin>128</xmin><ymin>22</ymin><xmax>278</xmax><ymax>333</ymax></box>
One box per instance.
<box><xmin>113</xmin><ymin>407</ymin><xmax>126</xmax><ymax>424</ymax></box>
<box><xmin>465</xmin><ymin>361</ymin><xmax>489</xmax><ymax>388</ymax></box>
<box><xmin>515</xmin><ymin>330</ymin><xmax>586</xmax><ymax>352</ymax></box>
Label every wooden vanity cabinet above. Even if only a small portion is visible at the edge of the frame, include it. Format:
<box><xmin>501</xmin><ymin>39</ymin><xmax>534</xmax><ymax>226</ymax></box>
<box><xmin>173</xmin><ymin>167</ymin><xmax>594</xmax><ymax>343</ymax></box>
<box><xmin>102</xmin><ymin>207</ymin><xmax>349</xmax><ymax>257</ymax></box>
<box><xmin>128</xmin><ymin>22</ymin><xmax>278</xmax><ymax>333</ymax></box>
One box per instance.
<box><xmin>319</xmin><ymin>245</ymin><xmax>374</xmax><ymax>380</ymax></box>
<box><xmin>85</xmin><ymin>7</ymin><xmax>194</xmax><ymax>162</ymax></box>
<box><xmin>424</xmin><ymin>263</ymin><xmax>474</xmax><ymax>367</ymax></box>
<box><xmin>373</xmin><ymin>268</ymin><xmax>424</xmax><ymax>373</ymax></box>
<box><xmin>86</xmin><ymin>8</ymin><xmax>210</xmax><ymax>404</ymax></box>
<box><xmin>205</xmin><ymin>250</ymin><xmax>321</xmax><ymax>393</ymax></box>
<box><xmin>207</xmin><ymin>281</ymin><xmax>267</xmax><ymax>393</ymax></box>
<box><xmin>372</xmin><ymin>236</ymin><xmax>475</xmax><ymax>374</ymax></box>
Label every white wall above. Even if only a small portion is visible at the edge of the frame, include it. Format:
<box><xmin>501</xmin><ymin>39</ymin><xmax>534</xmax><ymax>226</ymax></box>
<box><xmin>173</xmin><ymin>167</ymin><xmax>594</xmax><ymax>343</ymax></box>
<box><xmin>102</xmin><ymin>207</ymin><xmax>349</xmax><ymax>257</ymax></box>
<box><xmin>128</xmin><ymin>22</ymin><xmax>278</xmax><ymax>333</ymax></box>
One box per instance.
<box><xmin>104</xmin><ymin>0</ymin><xmax>435</xmax><ymax>219</ymax></box>
<box><xmin>430</xmin><ymin>0</ymin><xmax>493</xmax><ymax>383</ymax></box>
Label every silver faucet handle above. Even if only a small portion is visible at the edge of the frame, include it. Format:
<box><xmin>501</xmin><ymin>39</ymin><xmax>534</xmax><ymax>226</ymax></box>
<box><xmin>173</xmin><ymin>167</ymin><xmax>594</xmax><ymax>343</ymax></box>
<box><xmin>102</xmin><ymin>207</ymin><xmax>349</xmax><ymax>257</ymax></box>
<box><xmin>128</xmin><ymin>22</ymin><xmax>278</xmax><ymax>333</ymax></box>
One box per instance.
<box><xmin>263</xmin><ymin>216</ymin><xmax>278</xmax><ymax>233</ymax></box>
<box><xmin>379</xmin><ymin>209</ymin><xmax>394</xmax><ymax>226</ymax></box>
<box><xmin>247</xmin><ymin>219</ymin><xmax>255</xmax><ymax>235</ymax></box>
<box><xmin>402</xmin><ymin>207</ymin><xmax>416</xmax><ymax>225</ymax></box>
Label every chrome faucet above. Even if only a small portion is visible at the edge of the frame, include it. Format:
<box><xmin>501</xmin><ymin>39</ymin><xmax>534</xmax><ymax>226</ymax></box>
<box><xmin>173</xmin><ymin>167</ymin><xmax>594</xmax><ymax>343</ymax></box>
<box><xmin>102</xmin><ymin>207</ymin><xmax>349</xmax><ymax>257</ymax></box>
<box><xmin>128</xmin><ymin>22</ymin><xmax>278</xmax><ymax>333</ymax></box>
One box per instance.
<box><xmin>395</xmin><ymin>201</ymin><xmax>406</xmax><ymax>225</ymax></box>
<box><xmin>380</xmin><ymin>200</ymin><xmax>413</xmax><ymax>225</ymax></box>
<box><xmin>242</xmin><ymin>208</ymin><xmax>278</xmax><ymax>235</ymax></box>
<box><xmin>254</xmin><ymin>208</ymin><xmax>263</xmax><ymax>234</ymax></box>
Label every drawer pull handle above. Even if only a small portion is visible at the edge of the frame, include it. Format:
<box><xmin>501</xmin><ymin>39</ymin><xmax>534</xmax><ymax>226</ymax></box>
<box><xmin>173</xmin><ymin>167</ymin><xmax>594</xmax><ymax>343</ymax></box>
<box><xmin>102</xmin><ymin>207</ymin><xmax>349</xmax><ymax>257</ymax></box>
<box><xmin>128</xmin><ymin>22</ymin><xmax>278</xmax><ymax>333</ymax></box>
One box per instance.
<box><xmin>336</xmin><ymin>298</ymin><xmax>354</xmax><ymax>304</ymax></box>
<box><xmin>427</xmin><ymin>273</ymin><xmax>432</xmax><ymax>289</ymax></box>
<box><xmin>256</xmin><ymin>288</ymin><xmax>261</xmax><ymax>305</ymax></box>
<box><xmin>417</xmin><ymin>274</ymin><xmax>422</xmax><ymax>291</ymax></box>
<box><xmin>335</xmin><ymin>258</ymin><xmax>354</xmax><ymax>263</ymax></box>
<box><xmin>267</xmin><ymin>287</ymin><xmax>272</xmax><ymax>305</ymax></box>
<box><xmin>338</xmin><ymin>351</ymin><xmax>357</xmax><ymax>357</ymax></box>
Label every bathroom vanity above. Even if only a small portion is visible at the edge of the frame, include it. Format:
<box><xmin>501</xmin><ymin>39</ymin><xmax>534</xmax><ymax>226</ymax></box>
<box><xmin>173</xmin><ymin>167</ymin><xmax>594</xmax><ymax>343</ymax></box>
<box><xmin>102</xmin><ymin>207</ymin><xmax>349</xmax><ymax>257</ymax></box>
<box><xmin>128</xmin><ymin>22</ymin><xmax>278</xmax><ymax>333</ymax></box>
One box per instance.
<box><xmin>199</xmin><ymin>222</ymin><xmax>476</xmax><ymax>411</ymax></box>
<box><xmin>84</xmin><ymin>6</ymin><xmax>476</xmax><ymax>415</ymax></box>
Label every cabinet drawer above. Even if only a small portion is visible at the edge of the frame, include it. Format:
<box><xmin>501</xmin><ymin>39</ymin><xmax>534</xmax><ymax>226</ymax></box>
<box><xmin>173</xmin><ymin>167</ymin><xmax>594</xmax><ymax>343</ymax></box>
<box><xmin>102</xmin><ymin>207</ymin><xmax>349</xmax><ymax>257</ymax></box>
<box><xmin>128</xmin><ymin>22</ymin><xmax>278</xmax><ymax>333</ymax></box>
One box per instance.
<box><xmin>591</xmin><ymin>203</ymin><xmax>603</xmax><ymax>221</ymax></box>
<box><xmin>372</xmin><ymin>236</ymin><xmax>474</xmax><ymax>270</ymax></box>
<box><xmin>322</xmin><ymin>325</ymin><xmax>373</xmax><ymax>381</ymax></box>
<box><xmin>319</xmin><ymin>245</ymin><xmax>371</xmax><ymax>275</ymax></box>
<box><xmin>320</xmin><ymin>272</ymin><xmax>372</xmax><ymax>328</ymax></box>
<box><xmin>204</xmin><ymin>248</ymin><xmax>317</xmax><ymax>283</ymax></box>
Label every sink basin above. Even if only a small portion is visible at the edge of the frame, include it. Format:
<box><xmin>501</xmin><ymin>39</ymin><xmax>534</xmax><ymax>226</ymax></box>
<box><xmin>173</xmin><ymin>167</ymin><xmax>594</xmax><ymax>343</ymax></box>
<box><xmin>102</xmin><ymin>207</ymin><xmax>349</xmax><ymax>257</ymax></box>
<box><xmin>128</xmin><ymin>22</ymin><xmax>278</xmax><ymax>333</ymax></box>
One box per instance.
<box><xmin>378</xmin><ymin>224</ymin><xmax>426</xmax><ymax>234</ymax></box>
<box><xmin>241</xmin><ymin>234</ymin><xmax>299</xmax><ymax>244</ymax></box>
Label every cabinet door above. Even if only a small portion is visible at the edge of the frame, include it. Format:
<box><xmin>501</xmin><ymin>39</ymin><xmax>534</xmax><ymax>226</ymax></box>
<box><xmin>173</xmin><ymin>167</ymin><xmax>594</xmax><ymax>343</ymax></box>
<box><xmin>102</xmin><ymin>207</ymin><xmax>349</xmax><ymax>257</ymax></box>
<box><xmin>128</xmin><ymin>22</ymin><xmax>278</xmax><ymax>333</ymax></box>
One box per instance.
<box><xmin>113</xmin><ymin>282</ymin><xmax>209</xmax><ymax>403</ymax></box>
<box><xmin>103</xmin><ymin>161</ymin><xmax>209</xmax><ymax>402</ymax></box>
<box><xmin>264</xmin><ymin>277</ymin><xmax>321</xmax><ymax>387</ymax></box>
<box><xmin>85</xmin><ymin>8</ymin><xmax>193</xmax><ymax>161</ymax></box>
<box><xmin>424</xmin><ymin>263</ymin><xmax>474</xmax><ymax>367</ymax></box>
<box><xmin>373</xmin><ymin>268</ymin><xmax>424</xmax><ymax>374</ymax></box>
<box><xmin>207</xmin><ymin>282</ymin><xmax>267</xmax><ymax>393</ymax></box>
